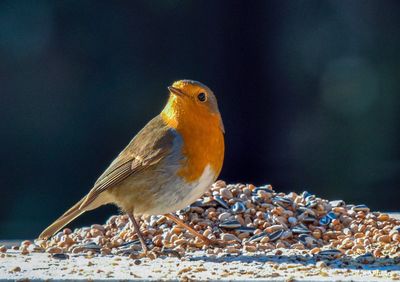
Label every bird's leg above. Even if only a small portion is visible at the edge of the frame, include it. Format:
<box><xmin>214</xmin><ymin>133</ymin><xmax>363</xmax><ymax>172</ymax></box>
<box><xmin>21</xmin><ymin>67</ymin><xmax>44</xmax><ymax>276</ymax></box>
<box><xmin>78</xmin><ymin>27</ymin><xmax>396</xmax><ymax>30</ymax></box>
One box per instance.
<box><xmin>164</xmin><ymin>213</ymin><xmax>213</xmax><ymax>245</ymax></box>
<box><xmin>127</xmin><ymin>213</ymin><xmax>148</xmax><ymax>253</ymax></box>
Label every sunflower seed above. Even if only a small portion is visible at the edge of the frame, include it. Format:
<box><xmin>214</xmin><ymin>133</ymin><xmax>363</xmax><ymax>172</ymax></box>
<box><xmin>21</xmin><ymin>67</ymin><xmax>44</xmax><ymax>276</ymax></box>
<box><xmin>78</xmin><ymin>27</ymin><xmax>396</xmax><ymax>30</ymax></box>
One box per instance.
<box><xmin>236</xmin><ymin>226</ymin><xmax>256</xmax><ymax>233</ymax></box>
<box><xmin>80</xmin><ymin>242</ymin><xmax>101</xmax><ymax>251</ymax></box>
<box><xmin>118</xmin><ymin>239</ymin><xmax>152</xmax><ymax>249</ymax></box>
<box><xmin>254</xmin><ymin>185</ymin><xmax>274</xmax><ymax>194</ymax></box>
<box><xmin>251</xmin><ymin>196</ymin><xmax>263</xmax><ymax>204</ymax></box>
<box><xmin>272</xmin><ymin>196</ymin><xmax>292</xmax><ymax>207</ymax></box>
<box><xmin>302</xmin><ymin>216</ymin><xmax>317</xmax><ymax>223</ymax></box>
<box><xmin>52</xmin><ymin>253</ymin><xmax>69</xmax><ymax>260</ymax></box>
<box><xmin>329</xmin><ymin>200</ymin><xmax>345</xmax><ymax>207</ymax></box>
<box><xmin>353</xmin><ymin>204</ymin><xmax>370</xmax><ymax>212</ymax></box>
<box><xmin>177</xmin><ymin>206</ymin><xmax>191</xmax><ymax>215</ymax></box>
<box><xmin>317</xmin><ymin>249</ymin><xmax>343</xmax><ymax>258</ymax></box>
<box><xmin>219</xmin><ymin>220</ymin><xmax>241</xmax><ymax>229</ymax></box>
<box><xmin>292</xmin><ymin>225</ymin><xmax>310</xmax><ymax>234</ymax></box>
<box><xmin>39</xmin><ymin>180</ymin><xmax>400</xmax><ymax>262</ymax></box>
<box><xmin>281</xmin><ymin>231</ymin><xmax>293</xmax><ymax>240</ymax></box>
<box><xmin>197</xmin><ymin>199</ymin><xmax>217</xmax><ymax>208</ymax></box>
<box><xmin>268</xmin><ymin>229</ymin><xmax>284</xmax><ymax>241</ymax></box>
<box><xmin>214</xmin><ymin>196</ymin><xmax>230</xmax><ymax>209</ymax></box>
<box><xmin>306</xmin><ymin>200</ymin><xmax>318</xmax><ymax>208</ymax></box>
<box><xmin>297</xmin><ymin>207</ymin><xmax>316</xmax><ymax>217</ymax></box>
<box><xmin>356</xmin><ymin>253</ymin><xmax>375</xmax><ymax>264</ymax></box>
<box><xmin>249</xmin><ymin>231</ymin><xmax>268</xmax><ymax>242</ymax></box>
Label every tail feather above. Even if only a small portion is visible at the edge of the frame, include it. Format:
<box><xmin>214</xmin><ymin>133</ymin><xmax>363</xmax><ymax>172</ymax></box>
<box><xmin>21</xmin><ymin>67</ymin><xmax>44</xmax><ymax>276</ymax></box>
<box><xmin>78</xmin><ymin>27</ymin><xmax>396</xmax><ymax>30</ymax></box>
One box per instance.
<box><xmin>38</xmin><ymin>197</ymin><xmax>87</xmax><ymax>240</ymax></box>
<box><xmin>39</xmin><ymin>191</ymin><xmax>111</xmax><ymax>240</ymax></box>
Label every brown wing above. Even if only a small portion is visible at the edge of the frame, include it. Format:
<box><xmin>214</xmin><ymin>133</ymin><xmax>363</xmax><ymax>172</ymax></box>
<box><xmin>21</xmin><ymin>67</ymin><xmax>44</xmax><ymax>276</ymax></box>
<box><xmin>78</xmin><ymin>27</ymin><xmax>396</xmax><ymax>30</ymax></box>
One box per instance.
<box><xmin>79</xmin><ymin>115</ymin><xmax>177</xmax><ymax>209</ymax></box>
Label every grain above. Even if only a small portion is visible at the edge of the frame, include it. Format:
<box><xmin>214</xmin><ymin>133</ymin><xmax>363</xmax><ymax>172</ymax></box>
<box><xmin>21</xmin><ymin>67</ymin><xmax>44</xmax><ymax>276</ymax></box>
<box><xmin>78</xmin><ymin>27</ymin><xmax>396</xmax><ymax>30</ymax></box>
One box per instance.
<box><xmin>35</xmin><ymin>181</ymin><xmax>400</xmax><ymax>260</ymax></box>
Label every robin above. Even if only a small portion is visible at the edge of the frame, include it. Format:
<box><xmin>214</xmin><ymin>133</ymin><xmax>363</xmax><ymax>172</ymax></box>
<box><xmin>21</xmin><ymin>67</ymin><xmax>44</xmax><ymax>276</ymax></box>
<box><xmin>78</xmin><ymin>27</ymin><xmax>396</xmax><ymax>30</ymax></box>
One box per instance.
<box><xmin>39</xmin><ymin>80</ymin><xmax>225</xmax><ymax>252</ymax></box>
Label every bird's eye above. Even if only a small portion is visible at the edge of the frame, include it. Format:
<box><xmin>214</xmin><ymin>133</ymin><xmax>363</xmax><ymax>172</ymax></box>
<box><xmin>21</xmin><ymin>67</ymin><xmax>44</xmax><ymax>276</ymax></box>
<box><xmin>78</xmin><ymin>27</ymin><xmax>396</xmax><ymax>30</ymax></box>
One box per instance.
<box><xmin>197</xmin><ymin>92</ymin><xmax>207</xmax><ymax>102</ymax></box>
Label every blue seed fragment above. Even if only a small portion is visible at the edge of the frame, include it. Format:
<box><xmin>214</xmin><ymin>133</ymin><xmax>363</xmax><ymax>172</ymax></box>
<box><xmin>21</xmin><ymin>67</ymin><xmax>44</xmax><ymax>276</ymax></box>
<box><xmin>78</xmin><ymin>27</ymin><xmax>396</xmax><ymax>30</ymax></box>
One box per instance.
<box><xmin>326</xmin><ymin>211</ymin><xmax>337</xmax><ymax>220</ymax></box>
<box><xmin>319</xmin><ymin>215</ymin><xmax>331</xmax><ymax>226</ymax></box>
<box><xmin>302</xmin><ymin>191</ymin><xmax>314</xmax><ymax>200</ymax></box>
<box><xmin>231</xmin><ymin>202</ymin><xmax>246</xmax><ymax>214</ymax></box>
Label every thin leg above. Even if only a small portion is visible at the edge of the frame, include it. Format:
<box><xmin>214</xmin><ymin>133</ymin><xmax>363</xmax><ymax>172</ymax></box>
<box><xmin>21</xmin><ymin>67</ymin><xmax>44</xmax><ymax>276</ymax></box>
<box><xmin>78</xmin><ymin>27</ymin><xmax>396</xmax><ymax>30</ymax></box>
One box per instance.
<box><xmin>128</xmin><ymin>213</ymin><xmax>148</xmax><ymax>253</ymax></box>
<box><xmin>164</xmin><ymin>213</ymin><xmax>212</xmax><ymax>245</ymax></box>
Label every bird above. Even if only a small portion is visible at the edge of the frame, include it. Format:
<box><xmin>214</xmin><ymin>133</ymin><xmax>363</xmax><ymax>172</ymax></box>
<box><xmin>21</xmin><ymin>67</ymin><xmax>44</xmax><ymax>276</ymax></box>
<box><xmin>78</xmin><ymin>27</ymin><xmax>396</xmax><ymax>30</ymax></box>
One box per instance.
<box><xmin>38</xmin><ymin>79</ymin><xmax>225</xmax><ymax>252</ymax></box>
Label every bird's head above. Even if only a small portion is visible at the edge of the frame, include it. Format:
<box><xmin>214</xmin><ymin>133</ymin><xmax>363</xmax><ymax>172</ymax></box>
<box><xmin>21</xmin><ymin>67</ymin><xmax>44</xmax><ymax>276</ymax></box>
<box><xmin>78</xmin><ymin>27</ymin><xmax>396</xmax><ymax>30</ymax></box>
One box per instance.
<box><xmin>161</xmin><ymin>80</ymin><xmax>224</xmax><ymax>133</ymax></box>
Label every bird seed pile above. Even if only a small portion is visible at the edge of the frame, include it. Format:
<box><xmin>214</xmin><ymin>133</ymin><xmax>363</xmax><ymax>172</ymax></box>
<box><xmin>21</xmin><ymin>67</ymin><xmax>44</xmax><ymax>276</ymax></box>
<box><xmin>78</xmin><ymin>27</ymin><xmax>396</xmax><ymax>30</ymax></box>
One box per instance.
<box><xmin>8</xmin><ymin>181</ymin><xmax>400</xmax><ymax>260</ymax></box>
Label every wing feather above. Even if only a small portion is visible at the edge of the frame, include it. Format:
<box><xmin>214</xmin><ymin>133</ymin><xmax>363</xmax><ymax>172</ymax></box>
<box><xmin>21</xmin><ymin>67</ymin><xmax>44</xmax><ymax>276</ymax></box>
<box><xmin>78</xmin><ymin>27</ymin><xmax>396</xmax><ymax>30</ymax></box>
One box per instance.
<box><xmin>79</xmin><ymin>115</ymin><xmax>176</xmax><ymax>209</ymax></box>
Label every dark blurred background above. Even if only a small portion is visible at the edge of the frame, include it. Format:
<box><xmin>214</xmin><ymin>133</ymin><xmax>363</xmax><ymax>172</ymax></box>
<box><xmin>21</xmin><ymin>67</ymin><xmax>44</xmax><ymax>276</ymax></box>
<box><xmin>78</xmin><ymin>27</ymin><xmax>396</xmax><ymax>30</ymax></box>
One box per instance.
<box><xmin>1</xmin><ymin>0</ymin><xmax>400</xmax><ymax>238</ymax></box>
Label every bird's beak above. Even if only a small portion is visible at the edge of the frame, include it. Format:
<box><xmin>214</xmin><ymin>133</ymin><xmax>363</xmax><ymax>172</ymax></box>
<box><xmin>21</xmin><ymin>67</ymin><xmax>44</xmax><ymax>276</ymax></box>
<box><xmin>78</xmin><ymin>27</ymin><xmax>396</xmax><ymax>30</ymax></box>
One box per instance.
<box><xmin>168</xmin><ymin>86</ymin><xmax>185</xmax><ymax>97</ymax></box>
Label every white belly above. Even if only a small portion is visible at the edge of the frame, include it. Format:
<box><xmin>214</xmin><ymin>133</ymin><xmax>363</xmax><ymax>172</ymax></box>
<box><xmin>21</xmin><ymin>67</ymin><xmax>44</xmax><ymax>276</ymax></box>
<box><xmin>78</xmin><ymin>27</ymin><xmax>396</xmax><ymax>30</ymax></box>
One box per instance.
<box><xmin>142</xmin><ymin>164</ymin><xmax>215</xmax><ymax>215</ymax></box>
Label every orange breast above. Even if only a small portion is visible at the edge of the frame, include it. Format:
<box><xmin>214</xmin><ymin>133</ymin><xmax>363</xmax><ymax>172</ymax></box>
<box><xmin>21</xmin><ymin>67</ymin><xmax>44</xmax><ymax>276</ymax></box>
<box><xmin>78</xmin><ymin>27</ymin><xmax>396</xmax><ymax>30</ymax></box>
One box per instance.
<box><xmin>161</xmin><ymin>96</ymin><xmax>225</xmax><ymax>182</ymax></box>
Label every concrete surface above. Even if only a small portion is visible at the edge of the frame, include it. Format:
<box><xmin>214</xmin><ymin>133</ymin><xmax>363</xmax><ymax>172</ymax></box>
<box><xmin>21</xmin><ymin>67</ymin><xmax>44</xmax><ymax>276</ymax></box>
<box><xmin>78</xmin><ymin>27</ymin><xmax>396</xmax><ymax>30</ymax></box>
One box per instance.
<box><xmin>1</xmin><ymin>249</ymin><xmax>400</xmax><ymax>281</ymax></box>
